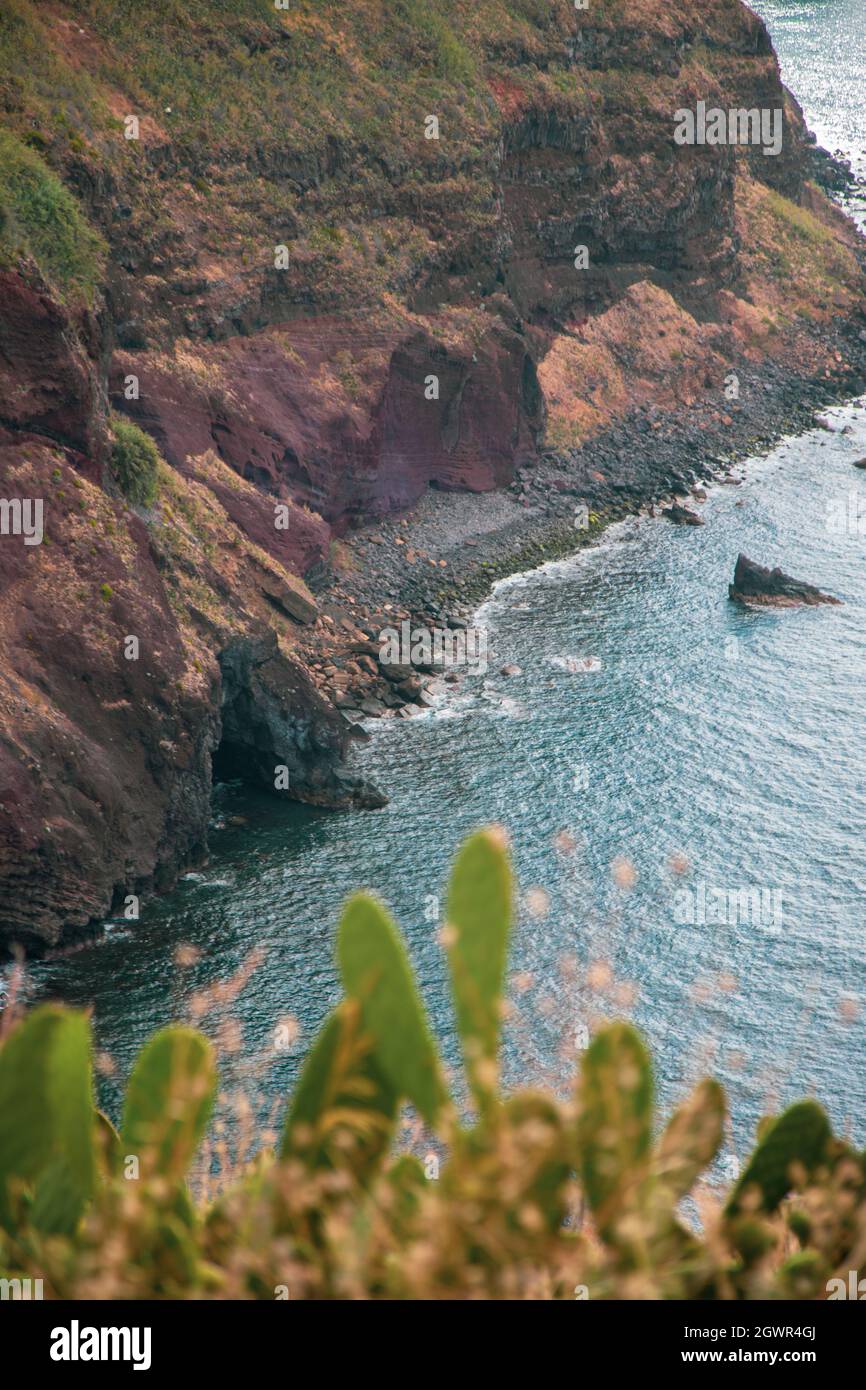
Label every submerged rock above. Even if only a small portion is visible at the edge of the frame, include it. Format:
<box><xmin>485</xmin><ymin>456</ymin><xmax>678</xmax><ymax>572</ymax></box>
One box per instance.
<box><xmin>728</xmin><ymin>553</ymin><xmax>842</xmax><ymax>607</ymax></box>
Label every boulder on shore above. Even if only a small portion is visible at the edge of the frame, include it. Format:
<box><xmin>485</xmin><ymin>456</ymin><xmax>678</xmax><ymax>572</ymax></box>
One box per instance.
<box><xmin>664</xmin><ymin>503</ymin><xmax>704</xmax><ymax>526</ymax></box>
<box><xmin>728</xmin><ymin>553</ymin><xmax>842</xmax><ymax>607</ymax></box>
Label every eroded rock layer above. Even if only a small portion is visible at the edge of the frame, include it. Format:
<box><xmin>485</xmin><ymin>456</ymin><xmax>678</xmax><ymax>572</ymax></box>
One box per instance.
<box><xmin>0</xmin><ymin>0</ymin><xmax>864</xmax><ymax>947</ymax></box>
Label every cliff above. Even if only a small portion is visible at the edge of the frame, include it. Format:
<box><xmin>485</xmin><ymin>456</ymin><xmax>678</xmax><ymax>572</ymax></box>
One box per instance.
<box><xmin>0</xmin><ymin>0</ymin><xmax>864</xmax><ymax>949</ymax></box>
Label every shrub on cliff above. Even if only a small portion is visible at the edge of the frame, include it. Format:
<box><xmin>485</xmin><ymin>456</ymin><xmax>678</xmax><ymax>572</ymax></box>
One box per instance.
<box><xmin>0</xmin><ymin>129</ymin><xmax>104</xmax><ymax>304</ymax></box>
<box><xmin>0</xmin><ymin>829</ymin><xmax>862</xmax><ymax>1300</ymax></box>
<box><xmin>109</xmin><ymin>417</ymin><xmax>160</xmax><ymax>508</ymax></box>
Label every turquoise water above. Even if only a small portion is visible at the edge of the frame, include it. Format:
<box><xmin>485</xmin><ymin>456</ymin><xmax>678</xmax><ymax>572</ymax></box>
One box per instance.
<box><xmin>16</xmin><ymin>4</ymin><xmax>866</xmax><ymax>1166</ymax></box>
<box><xmin>755</xmin><ymin>0</ymin><xmax>866</xmax><ymax>220</ymax></box>
<box><xmin>26</xmin><ymin>402</ymin><xmax>866</xmax><ymax>1162</ymax></box>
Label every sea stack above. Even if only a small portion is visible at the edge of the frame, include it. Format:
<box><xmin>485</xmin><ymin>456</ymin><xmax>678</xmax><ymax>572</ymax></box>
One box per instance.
<box><xmin>728</xmin><ymin>553</ymin><xmax>842</xmax><ymax>606</ymax></box>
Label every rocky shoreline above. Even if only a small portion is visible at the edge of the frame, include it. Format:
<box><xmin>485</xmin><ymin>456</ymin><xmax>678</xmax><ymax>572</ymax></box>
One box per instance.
<box><xmin>298</xmin><ymin>328</ymin><xmax>866</xmax><ymax>736</ymax></box>
<box><xmin>3</xmin><ymin>0</ymin><xmax>866</xmax><ymax>953</ymax></box>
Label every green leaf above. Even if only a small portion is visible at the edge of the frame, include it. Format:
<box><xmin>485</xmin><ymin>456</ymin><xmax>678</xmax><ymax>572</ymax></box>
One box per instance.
<box><xmin>385</xmin><ymin>1154</ymin><xmax>427</xmax><ymax>1234</ymax></box>
<box><xmin>338</xmin><ymin>893</ymin><xmax>447</xmax><ymax>1125</ymax></box>
<box><xmin>29</xmin><ymin>1158</ymin><xmax>83</xmax><ymax>1236</ymax></box>
<box><xmin>0</xmin><ymin>1005</ymin><xmax>94</xmax><ymax>1231</ymax></box>
<box><xmin>93</xmin><ymin>1108</ymin><xmax>122</xmax><ymax>1180</ymax></box>
<box><xmin>445</xmin><ymin>828</ymin><xmax>512</xmax><ymax>1106</ymax></box>
<box><xmin>280</xmin><ymin>999</ymin><xmax>398</xmax><ymax>1182</ymax></box>
<box><xmin>121</xmin><ymin>1026</ymin><xmax>215</xmax><ymax>1183</ymax></box>
<box><xmin>503</xmin><ymin>1091</ymin><xmax>572</xmax><ymax>1233</ymax></box>
<box><xmin>577</xmin><ymin>1022</ymin><xmax>653</xmax><ymax>1232</ymax></box>
<box><xmin>725</xmin><ymin>1100</ymin><xmax>831</xmax><ymax>1216</ymax></box>
<box><xmin>653</xmin><ymin>1079</ymin><xmax>726</xmax><ymax>1202</ymax></box>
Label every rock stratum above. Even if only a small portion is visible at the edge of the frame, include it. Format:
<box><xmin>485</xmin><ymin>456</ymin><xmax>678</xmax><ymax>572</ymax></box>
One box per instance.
<box><xmin>0</xmin><ymin>0</ymin><xmax>864</xmax><ymax>949</ymax></box>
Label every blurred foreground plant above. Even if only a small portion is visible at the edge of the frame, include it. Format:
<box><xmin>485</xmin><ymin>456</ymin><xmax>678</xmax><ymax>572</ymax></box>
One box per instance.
<box><xmin>0</xmin><ymin>829</ymin><xmax>863</xmax><ymax>1299</ymax></box>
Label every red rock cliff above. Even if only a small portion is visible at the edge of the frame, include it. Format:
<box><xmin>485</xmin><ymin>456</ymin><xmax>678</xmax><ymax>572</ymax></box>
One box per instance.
<box><xmin>0</xmin><ymin>0</ymin><xmax>863</xmax><ymax>947</ymax></box>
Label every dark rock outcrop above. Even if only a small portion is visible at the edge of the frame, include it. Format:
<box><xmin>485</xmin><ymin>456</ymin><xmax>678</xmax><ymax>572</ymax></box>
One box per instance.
<box><xmin>0</xmin><ymin>267</ymin><xmax>106</xmax><ymax>468</ymax></box>
<box><xmin>215</xmin><ymin>635</ymin><xmax>386</xmax><ymax>811</ymax></box>
<box><xmin>728</xmin><ymin>553</ymin><xmax>842</xmax><ymax>606</ymax></box>
<box><xmin>0</xmin><ymin>265</ymin><xmax>383</xmax><ymax>952</ymax></box>
<box><xmin>664</xmin><ymin>504</ymin><xmax>704</xmax><ymax>526</ymax></box>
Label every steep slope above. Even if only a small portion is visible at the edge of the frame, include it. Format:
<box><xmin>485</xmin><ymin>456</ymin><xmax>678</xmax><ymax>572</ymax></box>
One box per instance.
<box><xmin>0</xmin><ymin>0</ymin><xmax>864</xmax><ymax>949</ymax></box>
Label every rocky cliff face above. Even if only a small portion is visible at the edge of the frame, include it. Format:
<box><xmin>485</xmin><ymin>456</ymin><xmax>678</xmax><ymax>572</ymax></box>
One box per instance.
<box><xmin>0</xmin><ymin>209</ymin><xmax>383</xmax><ymax>950</ymax></box>
<box><xmin>0</xmin><ymin>0</ymin><xmax>864</xmax><ymax>949</ymax></box>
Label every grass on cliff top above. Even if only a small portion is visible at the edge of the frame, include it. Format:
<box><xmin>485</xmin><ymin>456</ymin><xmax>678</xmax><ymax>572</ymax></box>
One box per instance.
<box><xmin>0</xmin><ymin>129</ymin><xmax>105</xmax><ymax>304</ymax></box>
<box><xmin>0</xmin><ymin>1</ymin><xmax>107</xmax><ymax>144</ymax></box>
<box><xmin>1</xmin><ymin>0</ymin><xmax>764</xmax><ymax>158</ymax></box>
<box><xmin>0</xmin><ymin>0</ymin><xmax>795</xmax><ymax>322</ymax></box>
<box><xmin>62</xmin><ymin>0</ymin><xmax>484</xmax><ymax>152</ymax></box>
<box><xmin>736</xmin><ymin>177</ymin><xmax>861</xmax><ymax>325</ymax></box>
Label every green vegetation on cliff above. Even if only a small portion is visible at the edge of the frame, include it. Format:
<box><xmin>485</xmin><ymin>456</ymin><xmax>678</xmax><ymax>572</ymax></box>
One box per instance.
<box><xmin>1</xmin><ymin>0</ymin><xmax>845</xmax><ymax>325</ymax></box>
<box><xmin>0</xmin><ymin>129</ymin><xmax>104</xmax><ymax>303</ymax></box>
<box><xmin>109</xmin><ymin>415</ymin><xmax>160</xmax><ymax>507</ymax></box>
